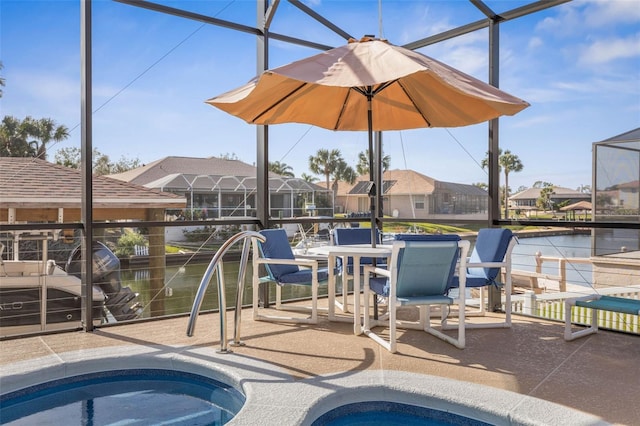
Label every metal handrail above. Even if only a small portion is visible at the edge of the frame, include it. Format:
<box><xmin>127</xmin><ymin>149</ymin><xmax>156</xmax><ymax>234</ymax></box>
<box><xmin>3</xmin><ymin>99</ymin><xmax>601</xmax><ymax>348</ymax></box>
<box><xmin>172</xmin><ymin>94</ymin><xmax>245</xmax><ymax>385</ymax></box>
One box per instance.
<box><xmin>186</xmin><ymin>230</ymin><xmax>265</xmax><ymax>353</ymax></box>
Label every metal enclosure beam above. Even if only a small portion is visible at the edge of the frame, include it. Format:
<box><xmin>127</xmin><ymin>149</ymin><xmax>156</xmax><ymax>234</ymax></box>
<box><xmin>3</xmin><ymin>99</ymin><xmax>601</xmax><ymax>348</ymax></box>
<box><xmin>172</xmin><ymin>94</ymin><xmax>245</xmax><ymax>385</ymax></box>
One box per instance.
<box><xmin>114</xmin><ymin>0</ymin><xmax>334</xmax><ymax>51</ymax></box>
<box><xmin>256</xmin><ymin>0</ymin><xmax>270</xmax><ymax>230</ymax></box>
<box><xmin>81</xmin><ymin>0</ymin><xmax>94</xmax><ymax>330</ymax></box>
<box><xmin>404</xmin><ymin>0</ymin><xmax>569</xmax><ymax>49</ymax></box>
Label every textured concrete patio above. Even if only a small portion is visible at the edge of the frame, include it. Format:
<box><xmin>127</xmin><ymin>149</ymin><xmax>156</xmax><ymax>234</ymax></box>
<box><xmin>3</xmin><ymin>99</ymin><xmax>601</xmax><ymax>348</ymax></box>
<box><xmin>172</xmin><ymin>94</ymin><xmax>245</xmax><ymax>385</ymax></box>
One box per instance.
<box><xmin>1</xmin><ymin>302</ymin><xmax>638</xmax><ymax>425</ymax></box>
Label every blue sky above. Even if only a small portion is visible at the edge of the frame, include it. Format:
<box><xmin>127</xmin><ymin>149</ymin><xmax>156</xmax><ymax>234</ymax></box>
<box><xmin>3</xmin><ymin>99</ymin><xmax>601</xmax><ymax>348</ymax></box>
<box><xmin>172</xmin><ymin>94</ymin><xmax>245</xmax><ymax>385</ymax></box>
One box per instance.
<box><xmin>2</xmin><ymin>0</ymin><xmax>639</xmax><ymax>191</ymax></box>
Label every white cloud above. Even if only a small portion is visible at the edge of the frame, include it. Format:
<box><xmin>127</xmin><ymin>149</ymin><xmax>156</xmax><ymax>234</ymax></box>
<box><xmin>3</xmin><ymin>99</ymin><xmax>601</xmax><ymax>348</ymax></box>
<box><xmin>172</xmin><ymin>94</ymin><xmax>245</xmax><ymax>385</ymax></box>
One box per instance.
<box><xmin>579</xmin><ymin>33</ymin><xmax>640</xmax><ymax>65</ymax></box>
<box><xmin>580</xmin><ymin>0</ymin><xmax>640</xmax><ymax>27</ymax></box>
<box><xmin>528</xmin><ymin>37</ymin><xmax>543</xmax><ymax>49</ymax></box>
<box><xmin>510</xmin><ymin>114</ymin><xmax>555</xmax><ymax>128</ymax></box>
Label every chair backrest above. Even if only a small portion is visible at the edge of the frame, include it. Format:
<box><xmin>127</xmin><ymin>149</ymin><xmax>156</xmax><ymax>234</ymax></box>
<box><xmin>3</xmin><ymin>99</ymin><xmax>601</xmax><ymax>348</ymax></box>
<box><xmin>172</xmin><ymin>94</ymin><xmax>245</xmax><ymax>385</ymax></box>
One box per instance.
<box><xmin>393</xmin><ymin>234</ymin><xmax>461</xmax><ymax>297</ymax></box>
<box><xmin>333</xmin><ymin>228</ymin><xmax>381</xmax><ymax>268</ymax></box>
<box><xmin>258</xmin><ymin>229</ymin><xmax>298</xmax><ymax>280</ymax></box>
<box><xmin>468</xmin><ymin>228</ymin><xmax>513</xmax><ymax>283</ymax></box>
<box><xmin>333</xmin><ymin>228</ymin><xmax>380</xmax><ymax>245</ymax></box>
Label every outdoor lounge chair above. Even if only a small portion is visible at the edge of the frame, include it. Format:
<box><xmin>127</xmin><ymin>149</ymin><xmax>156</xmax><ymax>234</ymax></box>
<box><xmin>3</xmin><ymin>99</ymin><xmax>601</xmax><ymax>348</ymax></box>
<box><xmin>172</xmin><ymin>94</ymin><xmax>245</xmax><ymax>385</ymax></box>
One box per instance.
<box><xmin>362</xmin><ymin>234</ymin><xmax>470</xmax><ymax>352</ymax></box>
<box><xmin>333</xmin><ymin>228</ymin><xmax>386</xmax><ymax>313</ymax></box>
<box><xmin>251</xmin><ymin>228</ymin><xmax>328</xmax><ymax>324</ymax></box>
<box><xmin>447</xmin><ymin>228</ymin><xmax>517</xmax><ymax>328</ymax></box>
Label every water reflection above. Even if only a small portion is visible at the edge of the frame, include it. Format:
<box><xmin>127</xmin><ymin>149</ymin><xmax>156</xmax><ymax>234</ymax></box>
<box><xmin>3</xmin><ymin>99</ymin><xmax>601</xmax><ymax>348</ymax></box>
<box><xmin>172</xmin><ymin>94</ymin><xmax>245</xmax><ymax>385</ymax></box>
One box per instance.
<box><xmin>122</xmin><ymin>235</ymin><xmax>593</xmax><ymax>319</ymax></box>
<box><xmin>121</xmin><ymin>261</ymin><xmax>332</xmax><ymax>319</ymax></box>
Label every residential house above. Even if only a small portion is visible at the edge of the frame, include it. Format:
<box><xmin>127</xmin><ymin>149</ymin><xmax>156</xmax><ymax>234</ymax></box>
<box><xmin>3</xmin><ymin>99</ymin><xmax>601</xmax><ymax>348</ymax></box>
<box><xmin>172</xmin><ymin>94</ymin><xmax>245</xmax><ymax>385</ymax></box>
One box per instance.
<box><xmin>508</xmin><ymin>186</ymin><xmax>590</xmax><ymax>217</ymax></box>
<box><xmin>334</xmin><ymin>169</ymin><xmax>488</xmax><ymax>220</ymax></box>
<box><xmin>109</xmin><ymin>156</ymin><xmax>331</xmax><ymax>219</ymax></box>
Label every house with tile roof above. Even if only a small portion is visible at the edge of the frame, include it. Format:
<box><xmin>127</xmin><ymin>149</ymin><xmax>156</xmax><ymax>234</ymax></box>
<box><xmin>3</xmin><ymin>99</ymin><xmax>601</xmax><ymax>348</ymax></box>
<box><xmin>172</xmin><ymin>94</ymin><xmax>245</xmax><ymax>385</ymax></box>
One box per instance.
<box><xmin>335</xmin><ymin>169</ymin><xmax>488</xmax><ymax>220</ymax></box>
<box><xmin>108</xmin><ymin>156</ymin><xmax>332</xmax><ymax>219</ymax></box>
<box><xmin>508</xmin><ymin>186</ymin><xmax>590</xmax><ymax>217</ymax></box>
<box><xmin>0</xmin><ymin>157</ymin><xmax>185</xmax><ymax>223</ymax></box>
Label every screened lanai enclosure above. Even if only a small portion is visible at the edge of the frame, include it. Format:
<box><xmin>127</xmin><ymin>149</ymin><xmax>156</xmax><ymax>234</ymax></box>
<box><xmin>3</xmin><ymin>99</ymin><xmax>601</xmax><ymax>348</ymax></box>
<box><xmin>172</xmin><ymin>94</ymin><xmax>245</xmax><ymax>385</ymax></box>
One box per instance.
<box><xmin>592</xmin><ymin>128</ymin><xmax>640</xmax><ymax>257</ymax></box>
<box><xmin>2</xmin><ymin>0</ymin><xmax>639</xmax><ymax>340</ymax></box>
<box><xmin>146</xmin><ymin>174</ymin><xmax>332</xmax><ymax>219</ymax></box>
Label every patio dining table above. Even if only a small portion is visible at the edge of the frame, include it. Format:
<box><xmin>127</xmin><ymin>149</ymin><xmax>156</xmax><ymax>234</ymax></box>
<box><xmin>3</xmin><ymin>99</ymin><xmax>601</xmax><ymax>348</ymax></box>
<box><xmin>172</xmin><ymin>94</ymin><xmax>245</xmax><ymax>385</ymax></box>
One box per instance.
<box><xmin>302</xmin><ymin>244</ymin><xmax>393</xmax><ymax>335</ymax></box>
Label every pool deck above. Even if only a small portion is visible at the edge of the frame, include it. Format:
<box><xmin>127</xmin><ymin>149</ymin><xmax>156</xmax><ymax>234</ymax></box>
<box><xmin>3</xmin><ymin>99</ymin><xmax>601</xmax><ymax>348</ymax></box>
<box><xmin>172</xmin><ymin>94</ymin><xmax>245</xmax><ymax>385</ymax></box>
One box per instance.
<box><xmin>1</xmin><ymin>301</ymin><xmax>638</xmax><ymax>425</ymax></box>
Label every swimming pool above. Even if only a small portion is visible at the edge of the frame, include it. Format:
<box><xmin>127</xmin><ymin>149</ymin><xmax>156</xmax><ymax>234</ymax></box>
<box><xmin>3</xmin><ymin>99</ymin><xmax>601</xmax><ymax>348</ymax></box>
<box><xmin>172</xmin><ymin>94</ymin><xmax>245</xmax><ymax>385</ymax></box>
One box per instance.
<box><xmin>0</xmin><ymin>346</ymin><xmax>606</xmax><ymax>425</ymax></box>
<box><xmin>311</xmin><ymin>400</ymin><xmax>492</xmax><ymax>425</ymax></box>
<box><xmin>1</xmin><ymin>369</ymin><xmax>244</xmax><ymax>425</ymax></box>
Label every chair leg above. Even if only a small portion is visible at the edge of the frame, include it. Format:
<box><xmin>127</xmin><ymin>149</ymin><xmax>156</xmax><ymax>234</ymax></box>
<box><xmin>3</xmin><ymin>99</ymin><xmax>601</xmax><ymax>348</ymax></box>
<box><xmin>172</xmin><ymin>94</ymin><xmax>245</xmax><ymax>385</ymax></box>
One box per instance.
<box><xmin>362</xmin><ymin>274</ymin><xmax>395</xmax><ymax>353</ymax></box>
<box><xmin>564</xmin><ymin>299</ymin><xmax>599</xmax><ymax>341</ymax></box>
<box><xmin>252</xmin><ymin>268</ymin><xmax>260</xmax><ymax>321</ymax></box>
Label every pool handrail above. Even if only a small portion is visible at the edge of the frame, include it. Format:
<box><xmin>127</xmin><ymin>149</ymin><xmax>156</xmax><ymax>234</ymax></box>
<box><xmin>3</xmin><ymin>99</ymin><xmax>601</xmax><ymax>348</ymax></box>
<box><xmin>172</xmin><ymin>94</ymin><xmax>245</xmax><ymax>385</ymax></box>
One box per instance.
<box><xmin>186</xmin><ymin>230</ymin><xmax>266</xmax><ymax>353</ymax></box>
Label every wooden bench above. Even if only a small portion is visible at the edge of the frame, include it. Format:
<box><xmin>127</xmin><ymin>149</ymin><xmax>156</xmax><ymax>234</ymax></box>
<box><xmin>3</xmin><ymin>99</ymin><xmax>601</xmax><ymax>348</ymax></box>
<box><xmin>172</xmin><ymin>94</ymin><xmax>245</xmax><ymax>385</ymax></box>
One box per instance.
<box><xmin>564</xmin><ymin>295</ymin><xmax>640</xmax><ymax>341</ymax></box>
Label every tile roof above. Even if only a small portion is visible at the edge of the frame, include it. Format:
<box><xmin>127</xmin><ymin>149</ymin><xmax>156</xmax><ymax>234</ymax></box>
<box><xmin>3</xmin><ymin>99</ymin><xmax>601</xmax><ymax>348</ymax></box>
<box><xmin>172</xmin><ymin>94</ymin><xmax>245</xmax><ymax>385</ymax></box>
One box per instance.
<box><xmin>109</xmin><ymin>156</ymin><xmax>327</xmax><ymax>192</ymax></box>
<box><xmin>108</xmin><ymin>156</ymin><xmax>278</xmax><ymax>186</ymax></box>
<box><xmin>336</xmin><ymin>169</ymin><xmax>485</xmax><ymax>196</ymax></box>
<box><xmin>509</xmin><ymin>186</ymin><xmax>590</xmax><ymax>200</ymax></box>
<box><xmin>0</xmin><ymin>157</ymin><xmax>185</xmax><ymax>209</ymax></box>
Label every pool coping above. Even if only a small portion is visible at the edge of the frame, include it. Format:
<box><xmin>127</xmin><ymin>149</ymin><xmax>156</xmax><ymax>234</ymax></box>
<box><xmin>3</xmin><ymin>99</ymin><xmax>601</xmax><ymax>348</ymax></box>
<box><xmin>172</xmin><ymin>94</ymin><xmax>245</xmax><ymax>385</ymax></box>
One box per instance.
<box><xmin>0</xmin><ymin>344</ymin><xmax>609</xmax><ymax>426</ymax></box>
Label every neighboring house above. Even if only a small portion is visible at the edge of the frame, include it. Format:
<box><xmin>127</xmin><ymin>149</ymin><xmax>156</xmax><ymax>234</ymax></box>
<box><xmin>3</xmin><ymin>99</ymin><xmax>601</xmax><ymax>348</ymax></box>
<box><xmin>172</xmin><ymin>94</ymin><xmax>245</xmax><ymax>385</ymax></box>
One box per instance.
<box><xmin>597</xmin><ymin>180</ymin><xmax>640</xmax><ymax>211</ymax></box>
<box><xmin>334</xmin><ymin>169</ymin><xmax>488</xmax><ymax>219</ymax></box>
<box><xmin>108</xmin><ymin>156</ymin><xmax>331</xmax><ymax>219</ymax></box>
<box><xmin>593</xmin><ymin>127</ymin><xmax>640</xmax><ymax>216</ymax></box>
<box><xmin>509</xmin><ymin>186</ymin><xmax>590</xmax><ymax>216</ymax></box>
<box><xmin>0</xmin><ymin>157</ymin><xmax>185</xmax><ymax>224</ymax></box>
<box><xmin>0</xmin><ymin>157</ymin><xmax>186</xmax><ymax>262</ymax></box>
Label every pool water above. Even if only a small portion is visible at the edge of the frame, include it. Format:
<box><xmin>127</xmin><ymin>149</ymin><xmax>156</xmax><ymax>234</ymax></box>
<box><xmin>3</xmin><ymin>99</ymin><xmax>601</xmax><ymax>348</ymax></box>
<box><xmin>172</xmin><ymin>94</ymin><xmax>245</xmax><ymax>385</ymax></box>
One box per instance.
<box><xmin>0</xmin><ymin>369</ymin><xmax>245</xmax><ymax>426</ymax></box>
<box><xmin>312</xmin><ymin>401</ymin><xmax>492</xmax><ymax>426</ymax></box>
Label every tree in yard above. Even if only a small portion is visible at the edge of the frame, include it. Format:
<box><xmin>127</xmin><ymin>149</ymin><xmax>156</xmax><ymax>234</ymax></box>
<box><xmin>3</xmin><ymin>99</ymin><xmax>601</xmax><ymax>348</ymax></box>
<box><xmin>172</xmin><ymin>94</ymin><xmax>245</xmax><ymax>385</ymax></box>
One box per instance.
<box><xmin>577</xmin><ymin>184</ymin><xmax>591</xmax><ymax>193</ymax></box>
<box><xmin>533</xmin><ymin>180</ymin><xmax>553</xmax><ymax>188</ymax></box>
<box><xmin>356</xmin><ymin>149</ymin><xmax>390</xmax><ymax>176</ymax></box>
<box><xmin>472</xmin><ymin>182</ymin><xmax>488</xmax><ymax>191</ymax></box>
<box><xmin>0</xmin><ymin>116</ymin><xmax>34</xmax><ymax>157</ymax></box>
<box><xmin>536</xmin><ymin>183</ymin><xmax>556</xmax><ymax>212</ymax></box>
<box><xmin>219</xmin><ymin>152</ymin><xmax>239</xmax><ymax>160</ymax></box>
<box><xmin>481</xmin><ymin>148</ymin><xmax>524</xmax><ymax>219</ymax></box>
<box><xmin>54</xmin><ymin>146</ymin><xmax>141</xmax><ymax>176</ymax></box>
<box><xmin>21</xmin><ymin>116</ymin><xmax>69</xmax><ymax>160</ymax></box>
<box><xmin>300</xmin><ymin>173</ymin><xmax>318</xmax><ymax>183</ymax></box>
<box><xmin>0</xmin><ymin>61</ymin><xmax>5</xmax><ymax>98</ymax></box>
<box><xmin>308</xmin><ymin>148</ymin><xmax>356</xmax><ymax>190</ymax></box>
<box><xmin>332</xmin><ymin>159</ymin><xmax>357</xmax><ymax>190</ymax></box>
<box><xmin>268</xmin><ymin>161</ymin><xmax>295</xmax><ymax>177</ymax></box>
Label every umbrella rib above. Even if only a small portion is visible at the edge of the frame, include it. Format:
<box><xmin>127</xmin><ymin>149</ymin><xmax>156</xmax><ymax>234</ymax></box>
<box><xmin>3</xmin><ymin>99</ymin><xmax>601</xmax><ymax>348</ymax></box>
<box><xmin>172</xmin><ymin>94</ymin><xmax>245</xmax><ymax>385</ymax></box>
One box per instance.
<box><xmin>251</xmin><ymin>81</ymin><xmax>308</xmax><ymax>123</ymax></box>
<box><xmin>396</xmin><ymin>79</ymin><xmax>432</xmax><ymax>127</ymax></box>
<box><xmin>334</xmin><ymin>88</ymin><xmax>355</xmax><ymax>130</ymax></box>
<box><xmin>372</xmin><ymin>80</ymin><xmax>396</xmax><ymax>96</ymax></box>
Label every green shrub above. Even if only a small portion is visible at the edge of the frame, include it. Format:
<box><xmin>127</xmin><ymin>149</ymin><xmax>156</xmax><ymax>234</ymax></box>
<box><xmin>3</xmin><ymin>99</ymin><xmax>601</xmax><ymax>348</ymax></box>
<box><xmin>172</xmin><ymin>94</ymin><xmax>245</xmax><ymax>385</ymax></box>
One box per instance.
<box><xmin>115</xmin><ymin>230</ymin><xmax>147</xmax><ymax>256</ymax></box>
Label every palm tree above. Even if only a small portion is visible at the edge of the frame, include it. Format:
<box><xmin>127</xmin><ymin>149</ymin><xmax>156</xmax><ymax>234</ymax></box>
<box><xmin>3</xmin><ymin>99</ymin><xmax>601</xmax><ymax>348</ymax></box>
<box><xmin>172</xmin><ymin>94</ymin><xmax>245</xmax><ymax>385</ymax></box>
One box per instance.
<box><xmin>300</xmin><ymin>173</ymin><xmax>318</xmax><ymax>183</ymax></box>
<box><xmin>0</xmin><ymin>61</ymin><xmax>5</xmax><ymax>98</ymax></box>
<box><xmin>332</xmin><ymin>159</ymin><xmax>357</xmax><ymax>189</ymax></box>
<box><xmin>268</xmin><ymin>161</ymin><xmax>295</xmax><ymax>177</ymax></box>
<box><xmin>356</xmin><ymin>149</ymin><xmax>390</xmax><ymax>176</ymax></box>
<box><xmin>481</xmin><ymin>148</ymin><xmax>524</xmax><ymax>219</ymax></box>
<box><xmin>23</xmin><ymin>117</ymin><xmax>69</xmax><ymax>160</ymax></box>
<box><xmin>309</xmin><ymin>148</ymin><xmax>355</xmax><ymax>190</ymax></box>
<box><xmin>0</xmin><ymin>116</ymin><xmax>34</xmax><ymax>157</ymax></box>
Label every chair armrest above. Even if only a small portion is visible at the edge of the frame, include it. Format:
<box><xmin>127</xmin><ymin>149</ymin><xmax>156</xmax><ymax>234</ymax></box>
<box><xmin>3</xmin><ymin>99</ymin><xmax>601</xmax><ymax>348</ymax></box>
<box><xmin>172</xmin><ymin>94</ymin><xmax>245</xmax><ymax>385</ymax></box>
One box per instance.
<box><xmin>256</xmin><ymin>258</ymin><xmax>317</xmax><ymax>267</ymax></box>
<box><xmin>467</xmin><ymin>261</ymin><xmax>506</xmax><ymax>268</ymax></box>
<box><xmin>566</xmin><ymin>294</ymin><xmax>601</xmax><ymax>305</ymax></box>
<box><xmin>363</xmin><ymin>265</ymin><xmax>391</xmax><ymax>277</ymax></box>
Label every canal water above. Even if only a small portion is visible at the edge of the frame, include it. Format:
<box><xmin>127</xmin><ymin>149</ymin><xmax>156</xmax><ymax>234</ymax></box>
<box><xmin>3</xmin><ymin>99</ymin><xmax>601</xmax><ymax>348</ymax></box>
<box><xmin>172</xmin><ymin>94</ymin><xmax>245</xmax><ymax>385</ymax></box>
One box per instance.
<box><xmin>122</xmin><ymin>234</ymin><xmax>593</xmax><ymax>319</ymax></box>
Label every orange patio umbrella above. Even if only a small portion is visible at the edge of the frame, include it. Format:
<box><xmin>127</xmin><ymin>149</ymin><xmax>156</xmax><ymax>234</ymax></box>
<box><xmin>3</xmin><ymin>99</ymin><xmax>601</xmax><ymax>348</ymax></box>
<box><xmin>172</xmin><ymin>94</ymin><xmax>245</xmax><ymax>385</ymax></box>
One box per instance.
<box><xmin>206</xmin><ymin>37</ymin><xmax>530</xmax><ymax>242</ymax></box>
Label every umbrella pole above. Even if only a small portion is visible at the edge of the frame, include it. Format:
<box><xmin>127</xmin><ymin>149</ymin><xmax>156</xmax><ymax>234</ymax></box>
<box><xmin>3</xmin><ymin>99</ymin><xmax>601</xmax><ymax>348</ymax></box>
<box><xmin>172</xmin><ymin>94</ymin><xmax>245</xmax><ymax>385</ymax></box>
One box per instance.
<box><xmin>366</xmin><ymin>91</ymin><xmax>376</xmax><ymax>249</ymax></box>
<box><xmin>366</xmin><ymin>90</ymin><xmax>380</xmax><ymax>320</ymax></box>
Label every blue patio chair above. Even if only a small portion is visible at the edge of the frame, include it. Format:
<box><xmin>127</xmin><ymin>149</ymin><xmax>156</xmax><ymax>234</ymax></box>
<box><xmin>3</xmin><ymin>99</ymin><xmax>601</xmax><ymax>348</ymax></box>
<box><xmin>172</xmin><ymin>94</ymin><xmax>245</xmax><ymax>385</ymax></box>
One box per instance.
<box><xmin>333</xmin><ymin>228</ymin><xmax>386</xmax><ymax>313</ymax></box>
<box><xmin>362</xmin><ymin>234</ymin><xmax>470</xmax><ymax>352</ymax></box>
<box><xmin>448</xmin><ymin>228</ymin><xmax>517</xmax><ymax>328</ymax></box>
<box><xmin>251</xmin><ymin>228</ymin><xmax>328</xmax><ymax>324</ymax></box>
